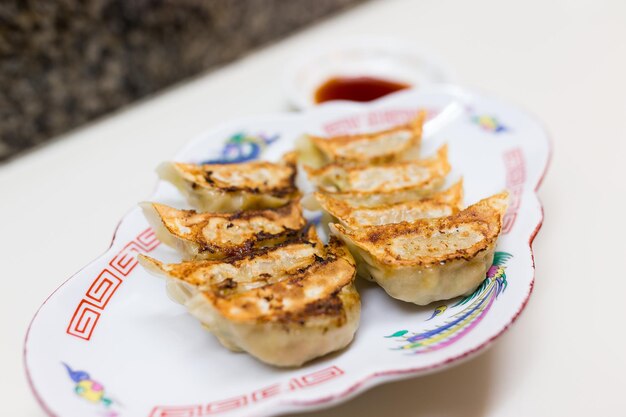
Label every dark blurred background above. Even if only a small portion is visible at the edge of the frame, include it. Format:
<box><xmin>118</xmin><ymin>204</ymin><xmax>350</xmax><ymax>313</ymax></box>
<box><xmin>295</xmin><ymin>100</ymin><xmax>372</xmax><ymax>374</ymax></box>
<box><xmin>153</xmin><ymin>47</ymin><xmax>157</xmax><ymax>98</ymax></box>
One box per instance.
<box><xmin>0</xmin><ymin>0</ymin><xmax>366</xmax><ymax>161</ymax></box>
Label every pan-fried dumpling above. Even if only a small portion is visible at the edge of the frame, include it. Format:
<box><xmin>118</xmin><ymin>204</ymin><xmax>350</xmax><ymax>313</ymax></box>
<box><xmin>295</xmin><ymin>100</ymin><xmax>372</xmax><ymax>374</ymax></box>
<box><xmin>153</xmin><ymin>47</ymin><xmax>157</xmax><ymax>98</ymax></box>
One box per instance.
<box><xmin>329</xmin><ymin>192</ymin><xmax>508</xmax><ymax>305</ymax></box>
<box><xmin>139</xmin><ymin>237</ymin><xmax>359</xmax><ymax>367</ymax></box>
<box><xmin>315</xmin><ymin>180</ymin><xmax>464</xmax><ymax>229</ymax></box>
<box><xmin>310</xmin><ymin>184</ymin><xmax>448</xmax><ymax>208</ymax></box>
<box><xmin>157</xmin><ymin>155</ymin><xmax>299</xmax><ymax>212</ymax></box>
<box><xmin>304</xmin><ymin>145</ymin><xmax>450</xmax><ymax>196</ymax></box>
<box><xmin>141</xmin><ymin>199</ymin><xmax>307</xmax><ymax>260</ymax></box>
<box><xmin>138</xmin><ymin>229</ymin><xmax>323</xmax><ymax>305</ymax></box>
<box><xmin>297</xmin><ymin>112</ymin><xmax>425</xmax><ymax>168</ymax></box>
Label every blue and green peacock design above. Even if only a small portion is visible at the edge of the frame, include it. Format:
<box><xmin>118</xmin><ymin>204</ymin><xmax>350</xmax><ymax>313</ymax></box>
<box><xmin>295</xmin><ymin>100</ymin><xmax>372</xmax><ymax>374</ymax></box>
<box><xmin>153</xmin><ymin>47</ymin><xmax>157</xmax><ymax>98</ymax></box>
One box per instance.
<box><xmin>385</xmin><ymin>252</ymin><xmax>512</xmax><ymax>353</ymax></box>
<box><xmin>202</xmin><ymin>132</ymin><xmax>279</xmax><ymax>164</ymax></box>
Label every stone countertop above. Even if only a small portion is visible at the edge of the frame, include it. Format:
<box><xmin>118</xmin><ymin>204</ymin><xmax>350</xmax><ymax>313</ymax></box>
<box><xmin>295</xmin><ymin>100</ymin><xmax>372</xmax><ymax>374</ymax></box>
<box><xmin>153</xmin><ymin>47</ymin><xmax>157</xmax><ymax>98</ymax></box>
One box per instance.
<box><xmin>0</xmin><ymin>0</ymin><xmax>365</xmax><ymax>161</ymax></box>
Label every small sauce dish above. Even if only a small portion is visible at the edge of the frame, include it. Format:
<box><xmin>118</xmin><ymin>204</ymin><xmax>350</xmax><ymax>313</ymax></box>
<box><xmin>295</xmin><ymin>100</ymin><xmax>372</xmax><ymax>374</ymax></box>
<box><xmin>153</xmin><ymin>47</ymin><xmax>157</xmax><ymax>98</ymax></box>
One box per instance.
<box><xmin>283</xmin><ymin>36</ymin><xmax>454</xmax><ymax>110</ymax></box>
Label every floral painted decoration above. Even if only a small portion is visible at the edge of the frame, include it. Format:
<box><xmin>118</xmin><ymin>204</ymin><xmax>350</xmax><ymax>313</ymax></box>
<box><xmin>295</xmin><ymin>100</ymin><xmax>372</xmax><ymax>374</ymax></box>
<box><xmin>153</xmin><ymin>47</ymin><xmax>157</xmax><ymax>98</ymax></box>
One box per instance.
<box><xmin>63</xmin><ymin>363</ymin><xmax>119</xmax><ymax>416</ymax></box>
<box><xmin>472</xmin><ymin>115</ymin><xmax>508</xmax><ymax>133</ymax></box>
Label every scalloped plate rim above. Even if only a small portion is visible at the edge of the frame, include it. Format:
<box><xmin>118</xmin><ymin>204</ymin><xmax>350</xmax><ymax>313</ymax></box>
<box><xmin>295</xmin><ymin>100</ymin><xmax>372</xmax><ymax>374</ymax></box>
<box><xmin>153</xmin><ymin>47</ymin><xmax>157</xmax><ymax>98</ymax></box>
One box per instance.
<box><xmin>23</xmin><ymin>85</ymin><xmax>551</xmax><ymax>417</ymax></box>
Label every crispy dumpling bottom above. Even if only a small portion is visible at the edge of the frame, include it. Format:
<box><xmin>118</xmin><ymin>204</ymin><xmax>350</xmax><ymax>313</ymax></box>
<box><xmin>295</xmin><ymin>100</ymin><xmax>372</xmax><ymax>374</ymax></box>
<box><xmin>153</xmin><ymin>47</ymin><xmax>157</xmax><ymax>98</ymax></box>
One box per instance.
<box><xmin>139</xmin><ymin>237</ymin><xmax>360</xmax><ymax>367</ymax></box>
<box><xmin>297</xmin><ymin>112</ymin><xmax>425</xmax><ymax>168</ymax></box>
<box><xmin>158</xmin><ymin>154</ymin><xmax>299</xmax><ymax>212</ymax></box>
<box><xmin>141</xmin><ymin>199</ymin><xmax>307</xmax><ymax>260</ymax></box>
<box><xmin>314</xmin><ymin>179</ymin><xmax>464</xmax><ymax>228</ymax></box>
<box><xmin>330</xmin><ymin>192</ymin><xmax>508</xmax><ymax>305</ymax></box>
<box><xmin>304</xmin><ymin>145</ymin><xmax>450</xmax><ymax>196</ymax></box>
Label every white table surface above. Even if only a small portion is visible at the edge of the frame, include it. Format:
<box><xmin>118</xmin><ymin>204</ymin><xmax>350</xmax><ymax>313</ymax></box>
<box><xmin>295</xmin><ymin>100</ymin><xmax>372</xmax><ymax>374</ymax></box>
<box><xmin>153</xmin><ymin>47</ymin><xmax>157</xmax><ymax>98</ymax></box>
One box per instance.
<box><xmin>3</xmin><ymin>0</ymin><xmax>626</xmax><ymax>415</ymax></box>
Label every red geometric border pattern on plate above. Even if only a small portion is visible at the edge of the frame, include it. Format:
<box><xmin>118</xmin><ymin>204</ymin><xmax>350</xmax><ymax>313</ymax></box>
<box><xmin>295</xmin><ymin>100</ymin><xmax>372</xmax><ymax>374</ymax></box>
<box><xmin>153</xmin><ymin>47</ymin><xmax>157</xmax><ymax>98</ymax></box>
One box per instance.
<box><xmin>148</xmin><ymin>366</ymin><xmax>344</xmax><ymax>417</ymax></box>
<box><xmin>66</xmin><ymin>227</ymin><xmax>160</xmax><ymax>341</ymax></box>
<box><xmin>148</xmin><ymin>406</ymin><xmax>203</xmax><ymax>417</ymax></box>
<box><xmin>321</xmin><ymin>107</ymin><xmax>438</xmax><ymax>136</ymax></box>
<box><xmin>502</xmin><ymin>147</ymin><xmax>526</xmax><ymax>234</ymax></box>
<box><xmin>84</xmin><ymin>269</ymin><xmax>122</xmax><ymax>309</ymax></box>
<box><xmin>109</xmin><ymin>241</ymin><xmax>144</xmax><ymax>276</ymax></box>
<box><xmin>136</xmin><ymin>227</ymin><xmax>161</xmax><ymax>251</ymax></box>
<box><xmin>290</xmin><ymin>365</ymin><xmax>344</xmax><ymax>388</ymax></box>
<box><xmin>65</xmin><ymin>300</ymin><xmax>102</xmax><ymax>341</ymax></box>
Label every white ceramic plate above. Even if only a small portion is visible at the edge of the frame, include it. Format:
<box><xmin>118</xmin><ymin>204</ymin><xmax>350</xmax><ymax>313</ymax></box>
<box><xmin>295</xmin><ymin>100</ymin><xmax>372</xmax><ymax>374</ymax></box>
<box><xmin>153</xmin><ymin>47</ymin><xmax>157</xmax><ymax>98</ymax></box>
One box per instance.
<box><xmin>25</xmin><ymin>85</ymin><xmax>550</xmax><ymax>417</ymax></box>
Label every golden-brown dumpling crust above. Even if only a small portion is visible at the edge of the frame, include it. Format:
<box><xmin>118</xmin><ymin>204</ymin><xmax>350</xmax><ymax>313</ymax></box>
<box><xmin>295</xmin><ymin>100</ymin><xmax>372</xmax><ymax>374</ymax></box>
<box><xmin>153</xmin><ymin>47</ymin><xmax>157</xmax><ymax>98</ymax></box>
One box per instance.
<box><xmin>330</xmin><ymin>192</ymin><xmax>508</xmax><ymax>305</ymax></box>
<box><xmin>203</xmin><ymin>238</ymin><xmax>356</xmax><ymax>323</ymax></box>
<box><xmin>141</xmin><ymin>200</ymin><xmax>307</xmax><ymax>260</ymax></box>
<box><xmin>138</xmin><ymin>235</ymin><xmax>324</xmax><ymax>292</ymax></box>
<box><xmin>298</xmin><ymin>112</ymin><xmax>425</xmax><ymax>168</ymax></box>
<box><xmin>305</xmin><ymin>145</ymin><xmax>450</xmax><ymax>196</ymax></box>
<box><xmin>139</xmin><ymin>237</ymin><xmax>360</xmax><ymax>367</ymax></box>
<box><xmin>307</xmin><ymin>145</ymin><xmax>450</xmax><ymax>194</ymax></box>
<box><xmin>157</xmin><ymin>155</ymin><xmax>299</xmax><ymax>212</ymax></box>
<box><xmin>315</xmin><ymin>179</ymin><xmax>464</xmax><ymax>228</ymax></box>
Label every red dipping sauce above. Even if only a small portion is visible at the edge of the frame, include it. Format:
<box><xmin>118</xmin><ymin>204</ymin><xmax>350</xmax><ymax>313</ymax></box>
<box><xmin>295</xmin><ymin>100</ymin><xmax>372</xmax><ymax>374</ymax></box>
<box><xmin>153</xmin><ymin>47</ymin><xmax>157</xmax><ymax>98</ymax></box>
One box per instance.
<box><xmin>314</xmin><ymin>76</ymin><xmax>410</xmax><ymax>104</ymax></box>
